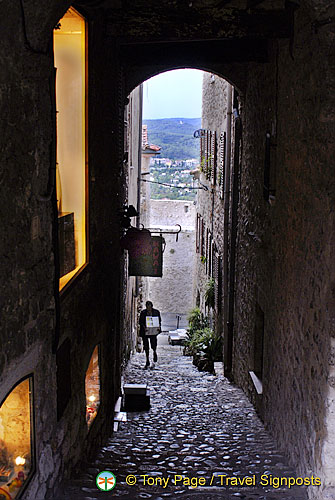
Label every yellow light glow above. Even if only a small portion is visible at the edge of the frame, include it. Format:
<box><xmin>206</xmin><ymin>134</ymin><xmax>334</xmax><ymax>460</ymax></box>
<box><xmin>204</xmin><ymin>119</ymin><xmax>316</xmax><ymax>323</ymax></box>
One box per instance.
<box><xmin>85</xmin><ymin>346</ymin><xmax>100</xmax><ymax>429</ymax></box>
<box><xmin>54</xmin><ymin>7</ymin><xmax>87</xmax><ymax>291</ymax></box>
<box><xmin>15</xmin><ymin>456</ymin><xmax>26</xmax><ymax>466</ymax></box>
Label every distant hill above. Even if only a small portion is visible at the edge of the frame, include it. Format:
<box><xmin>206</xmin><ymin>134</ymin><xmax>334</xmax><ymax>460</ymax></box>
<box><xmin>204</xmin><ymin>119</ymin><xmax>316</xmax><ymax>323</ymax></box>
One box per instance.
<box><xmin>143</xmin><ymin>117</ymin><xmax>201</xmax><ymax>160</ymax></box>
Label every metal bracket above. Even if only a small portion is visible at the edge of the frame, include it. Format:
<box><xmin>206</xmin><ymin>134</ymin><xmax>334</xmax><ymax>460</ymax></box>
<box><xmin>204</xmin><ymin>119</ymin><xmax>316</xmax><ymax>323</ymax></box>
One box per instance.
<box><xmin>148</xmin><ymin>224</ymin><xmax>182</xmax><ymax>242</ymax></box>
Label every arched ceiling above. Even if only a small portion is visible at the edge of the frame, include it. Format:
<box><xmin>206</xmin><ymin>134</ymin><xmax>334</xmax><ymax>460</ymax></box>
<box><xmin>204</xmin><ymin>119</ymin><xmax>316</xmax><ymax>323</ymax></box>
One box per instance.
<box><xmin>97</xmin><ymin>0</ymin><xmax>297</xmax><ymax>95</ymax></box>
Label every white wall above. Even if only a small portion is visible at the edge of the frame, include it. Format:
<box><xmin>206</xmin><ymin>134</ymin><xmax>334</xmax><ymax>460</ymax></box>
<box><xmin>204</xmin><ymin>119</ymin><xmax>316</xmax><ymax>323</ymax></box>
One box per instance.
<box><xmin>146</xmin><ymin>200</ymin><xmax>196</xmax><ymax>315</ymax></box>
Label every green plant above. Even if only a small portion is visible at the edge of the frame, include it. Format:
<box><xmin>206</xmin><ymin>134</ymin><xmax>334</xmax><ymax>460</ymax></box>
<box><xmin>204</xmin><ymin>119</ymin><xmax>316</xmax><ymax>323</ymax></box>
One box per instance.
<box><xmin>200</xmin><ymin>154</ymin><xmax>213</xmax><ymax>178</ymax></box>
<box><xmin>187</xmin><ymin>308</ymin><xmax>208</xmax><ymax>339</ymax></box>
<box><xmin>204</xmin><ymin>278</ymin><xmax>215</xmax><ymax>309</ymax></box>
<box><xmin>188</xmin><ymin>327</ymin><xmax>213</xmax><ymax>353</ymax></box>
<box><xmin>185</xmin><ymin>308</ymin><xmax>223</xmax><ymax>372</ymax></box>
<box><xmin>189</xmin><ymin>327</ymin><xmax>223</xmax><ymax>373</ymax></box>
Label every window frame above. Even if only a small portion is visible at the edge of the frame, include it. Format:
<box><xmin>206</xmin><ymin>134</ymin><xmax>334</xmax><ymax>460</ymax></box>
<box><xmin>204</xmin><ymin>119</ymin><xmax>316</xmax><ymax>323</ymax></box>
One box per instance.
<box><xmin>54</xmin><ymin>7</ymin><xmax>89</xmax><ymax>294</ymax></box>
<box><xmin>0</xmin><ymin>374</ymin><xmax>36</xmax><ymax>499</ymax></box>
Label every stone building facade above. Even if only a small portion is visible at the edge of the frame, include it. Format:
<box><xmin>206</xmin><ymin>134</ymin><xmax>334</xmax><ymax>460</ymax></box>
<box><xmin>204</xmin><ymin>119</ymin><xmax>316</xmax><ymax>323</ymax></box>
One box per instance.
<box><xmin>193</xmin><ymin>20</ymin><xmax>335</xmax><ymax>499</ymax></box>
<box><xmin>146</xmin><ymin>200</ymin><xmax>195</xmax><ymax>317</ymax></box>
<box><xmin>120</xmin><ymin>85</ymin><xmax>143</xmax><ymax>362</ymax></box>
<box><xmin>0</xmin><ymin>1</ymin><xmax>334</xmax><ymax>499</ymax></box>
<box><xmin>193</xmin><ymin>73</ymin><xmax>229</xmax><ymax>322</ymax></box>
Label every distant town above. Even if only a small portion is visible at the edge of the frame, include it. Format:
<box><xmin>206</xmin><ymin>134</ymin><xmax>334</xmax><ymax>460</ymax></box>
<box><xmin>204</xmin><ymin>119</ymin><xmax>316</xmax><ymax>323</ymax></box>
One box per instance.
<box><xmin>149</xmin><ymin>157</ymin><xmax>199</xmax><ymax>201</ymax></box>
<box><xmin>143</xmin><ymin>117</ymin><xmax>201</xmax><ymax>201</ymax></box>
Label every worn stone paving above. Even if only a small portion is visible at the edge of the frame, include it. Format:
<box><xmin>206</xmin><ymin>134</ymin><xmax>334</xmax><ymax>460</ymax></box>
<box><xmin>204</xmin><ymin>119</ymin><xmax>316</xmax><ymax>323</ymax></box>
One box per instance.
<box><xmin>60</xmin><ymin>336</ymin><xmax>309</xmax><ymax>500</ymax></box>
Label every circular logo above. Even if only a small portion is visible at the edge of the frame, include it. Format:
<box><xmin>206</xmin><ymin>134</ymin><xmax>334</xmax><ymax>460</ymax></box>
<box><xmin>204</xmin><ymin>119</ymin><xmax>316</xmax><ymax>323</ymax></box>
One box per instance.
<box><xmin>96</xmin><ymin>471</ymin><xmax>116</xmax><ymax>491</ymax></box>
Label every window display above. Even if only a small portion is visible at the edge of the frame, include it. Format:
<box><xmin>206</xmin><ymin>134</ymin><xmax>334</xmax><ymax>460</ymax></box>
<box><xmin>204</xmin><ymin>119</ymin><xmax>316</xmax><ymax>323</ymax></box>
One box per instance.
<box><xmin>85</xmin><ymin>346</ymin><xmax>100</xmax><ymax>428</ymax></box>
<box><xmin>0</xmin><ymin>377</ymin><xmax>34</xmax><ymax>499</ymax></box>
<box><xmin>54</xmin><ymin>7</ymin><xmax>88</xmax><ymax>290</ymax></box>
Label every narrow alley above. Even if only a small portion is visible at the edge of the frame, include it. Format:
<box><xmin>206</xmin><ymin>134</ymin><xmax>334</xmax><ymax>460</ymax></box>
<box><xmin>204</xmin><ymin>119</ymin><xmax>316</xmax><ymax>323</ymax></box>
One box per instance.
<box><xmin>1</xmin><ymin>1</ymin><xmax>334</xmax><ymax>499</ymax></box>
<box><xmin>60</xmin><ymin>335</ymin><xmax>309</xmax><ymax>500</ymax></box>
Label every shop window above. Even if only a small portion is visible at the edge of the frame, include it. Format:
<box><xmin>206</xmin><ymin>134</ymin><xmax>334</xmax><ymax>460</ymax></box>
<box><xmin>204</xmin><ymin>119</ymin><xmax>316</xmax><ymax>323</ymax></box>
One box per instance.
<box><xmin>85</xmin><ymin>346</ymin><xmax>100</xmax><ymax>429</ymax></box>
<box><xmin>0</xmin><ymin>377</ymin><xmax>34</xmax><ymax>499</ymax></box>
<box><xmin>54</xmin><ymin>8</ymin><xmax>88</xmax><ymax>290</ymax></box>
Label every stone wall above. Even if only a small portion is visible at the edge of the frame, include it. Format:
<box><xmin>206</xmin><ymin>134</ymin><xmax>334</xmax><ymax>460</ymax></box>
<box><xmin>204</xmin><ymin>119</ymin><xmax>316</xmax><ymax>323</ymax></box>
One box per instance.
<box><xmin>231</xmin><ymin>6</ymin><xmax>335</xmax><ymax>499</ymax></box>
<box><xmin>192</xmin><ymin>74</ymin><xmax>229</xmax><ymax>323</ymax></box>
<box><xmin>198</xmin><ymin>6</ymin><xmax>335</xmax><ymax>495</ymax></box>
<box><xmin>121</xmin><ymin>85</ymin><xmax>143</xmax><ymax>361</ymax></box>
<box><xmin>149</xmin><ymin>199</ymin><xmax>195</xmax><ymax>228</ymax></box>
<box><xmin>0</xmin><ymin>3</ymin><xmax>129</xmax><ymax>498</ymax></box>
<box><xmin>145</xmin><ymin>200</ymin><xmax>195</xmax><ymax>316</ymax></box>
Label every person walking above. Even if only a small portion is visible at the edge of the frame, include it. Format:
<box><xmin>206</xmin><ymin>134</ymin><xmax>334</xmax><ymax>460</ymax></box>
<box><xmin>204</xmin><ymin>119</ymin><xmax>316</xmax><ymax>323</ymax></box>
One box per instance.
<box><xmin>139</xmin><ymin>301</ymin><xmax>161</xmax><ymax>368</ymax></box>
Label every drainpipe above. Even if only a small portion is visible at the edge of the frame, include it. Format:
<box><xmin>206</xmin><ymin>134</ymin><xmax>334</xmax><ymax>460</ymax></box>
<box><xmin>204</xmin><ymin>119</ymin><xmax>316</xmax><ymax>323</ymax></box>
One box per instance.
<box><xmin>135</xmin><ymin>84</ymin><xmax>143</xmax><ymax>297</ymax></box>
<box><xmin>223</xmin><ymin>83</ymin><xmax>232</xmax><ymax>375</ymax></box>
<box><xmin>136</xmin><ymin>84</ymin><xmax>143</xmax><ymax>228</ymax></box>
<box><xmin>225</xmin><ymin>92</ymin><xmax>242</xmax><ymax>379</ymax></box>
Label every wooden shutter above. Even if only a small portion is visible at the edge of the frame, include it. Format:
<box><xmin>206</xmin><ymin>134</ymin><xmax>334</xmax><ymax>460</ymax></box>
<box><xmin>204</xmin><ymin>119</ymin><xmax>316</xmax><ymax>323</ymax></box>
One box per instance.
<box><xmin>201</xmin><ymin>219</ymin><xmax>205</xmax><ymax>257</ymax></box>
<box><xmin>205</xmin><ymin>228</ymin><xmax>209</xmax><ymax>273</ymax></box>
<box><xmin>208</xmin><ymin>232</ymin><xmax>213</xmax><ymax>276</ymax></box>
<box><xmin>200</xmin><ymin>132</ymin><xmax>205</xmax><ymax>170</ymax></box>
<box><xmin>205</xmin><ymin>130</ymin><xmax>210</xmax><ymax>178</ymax></box>
<box><xmin>196</xmin><ymin>213</ymin><xmax>200</xmax><ymax>253</ymax></box>
<box><xmin>213</xmin><ymin>251</ymin><xmax>222</xmax><ymax>312</ymax></box>
<box><xmin>210</xmin><ymin>131</ymin><xmax>217</xmax><ymax>185</ymax></box>
<box><xmin>219</xmin><ymin>132</ymin><xmax>226</xmax><ymax>198</ymax></box>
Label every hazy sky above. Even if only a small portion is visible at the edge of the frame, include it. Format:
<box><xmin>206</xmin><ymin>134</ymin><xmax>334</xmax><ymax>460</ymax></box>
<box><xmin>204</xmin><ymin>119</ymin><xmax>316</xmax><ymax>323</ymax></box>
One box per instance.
<box><xmin>142</xmin><ymin>69</ymin><xmax>203</xmax><ymax>120</ymax></box>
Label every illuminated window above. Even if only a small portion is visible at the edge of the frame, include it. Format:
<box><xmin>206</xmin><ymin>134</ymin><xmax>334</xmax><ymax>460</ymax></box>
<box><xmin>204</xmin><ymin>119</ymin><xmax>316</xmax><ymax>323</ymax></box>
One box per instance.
<box><xmin>0</xmin><ymin>377</ymin><xmax>34</xmax><ymax>499</ymax></box>
<box><xmin>54</xmin><ymin>8</ymin><xmax>88</xmax><ymax>290</ymax></box>
<box><xmin>85</xmin><ymin>346</ymin><xmax>100</xmax><ymax>429</ymax></box>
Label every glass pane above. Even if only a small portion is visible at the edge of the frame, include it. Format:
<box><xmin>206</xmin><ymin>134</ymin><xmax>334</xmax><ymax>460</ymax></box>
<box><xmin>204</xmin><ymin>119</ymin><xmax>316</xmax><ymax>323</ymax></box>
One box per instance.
<box><xmin>85</xmin><ymin>346</ymin><xmax>100</xmax><ymax>428</ymax></box>
<box><xmin>0</xmin><ymin>378</ymin><xmax>34</xmax><ymax>499</ymax></box>
<box><xmin>54</xmin><ymin>8</ymin><xmax>87</xmax><ymax>290</ymax></box>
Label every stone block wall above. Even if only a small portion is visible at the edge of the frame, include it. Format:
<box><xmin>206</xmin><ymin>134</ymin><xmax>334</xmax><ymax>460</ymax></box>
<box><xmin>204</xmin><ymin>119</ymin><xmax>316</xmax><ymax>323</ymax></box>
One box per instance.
<box><xmin>196</xmin><ymin>7</ymin><xmax>335</xmax><ymax>496</ymax></box>
<box><xmin>0</xmin><ymin>3</ymin><xmax>131</xmax><ymax>498</ymax></box>
<box><xmin>148</xmin><ymin>230</ymin><xmax>195</xmax><ymax>316</ymax></box>
<box><xmin>192</xmin><ymin>74</ymin><xmax>229</xmax><ymax>322</ymax></box>
<box><xmin>231</xmin><ymin>5</ymin><xmax>335</xmax><ymax>498</ymax></box>
<box><xmin>121</xmin><ymin>85</ymin><xmax>143</xmax><ymax>361</ymax></box>
<box><xmin>143</xmin><ymin>200</ymin><xmax>195</xmax><ymax>316</ymax></box>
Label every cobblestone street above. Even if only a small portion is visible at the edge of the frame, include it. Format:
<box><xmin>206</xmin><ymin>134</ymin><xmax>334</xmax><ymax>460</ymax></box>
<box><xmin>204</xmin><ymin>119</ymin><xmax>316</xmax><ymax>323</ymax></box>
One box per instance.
<box><xmin>60</xmin><ymin>336</ymin><xmax>309</xmax><ymax>500</ymax></box>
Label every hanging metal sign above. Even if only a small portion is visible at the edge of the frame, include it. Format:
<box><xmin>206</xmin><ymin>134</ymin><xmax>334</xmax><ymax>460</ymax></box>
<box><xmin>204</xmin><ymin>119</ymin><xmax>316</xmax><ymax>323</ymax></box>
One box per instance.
<box><xmin>128</xmin><ymin>235</ymin><xmax>163</xmax><ymax>277</ymax></box>
<box><xmin>121</xmin><ymin>228</ymin><xmax>163</xmax><ymax>277</ymax></box>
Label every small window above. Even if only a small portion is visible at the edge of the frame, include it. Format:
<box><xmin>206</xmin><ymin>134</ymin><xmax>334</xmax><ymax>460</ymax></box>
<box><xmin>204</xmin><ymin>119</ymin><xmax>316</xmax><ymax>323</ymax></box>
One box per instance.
<box><xmin>85</xmin><ymin>346</ymin><xmax>100</xmax><ymax>429</ymax></box>
<box><xmin>199</xmin><ymin>129</ymin><xmax>216</xmax><ymax>181</ymax></box>
<box><xmin>54</xmin><ymin>8</ymin><xmax>88</xmax><ymax>290</ymax></box>
<box><xmin>196</xmin><ymin>290</ymin><xmax>200</xmax><ymax>308</ymax></box>
<box><xmin>0</xmin><ymin>377</ymin><xmax>35</xmax><ymax>499</ymax></box>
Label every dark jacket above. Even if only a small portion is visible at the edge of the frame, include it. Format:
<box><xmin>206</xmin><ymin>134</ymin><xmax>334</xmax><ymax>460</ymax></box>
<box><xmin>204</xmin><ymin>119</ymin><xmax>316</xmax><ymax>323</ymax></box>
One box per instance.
<box><xmin>139</xmin><ymin>308</ymin><xmax>161</xmax><ymax>337</ymax></box>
